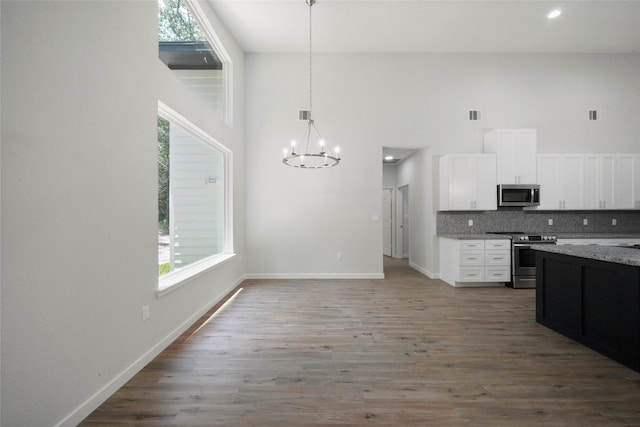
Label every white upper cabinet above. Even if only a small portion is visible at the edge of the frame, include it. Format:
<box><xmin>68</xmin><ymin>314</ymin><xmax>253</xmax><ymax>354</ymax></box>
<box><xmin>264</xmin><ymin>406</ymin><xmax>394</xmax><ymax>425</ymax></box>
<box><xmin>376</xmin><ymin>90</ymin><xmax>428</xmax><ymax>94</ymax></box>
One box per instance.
<box><xmin>484</xmin><ymin>129</ymin><xmax>537</xmax><ymax>184</ymax></box>
<box><xmin>439</xmin><ymin>154</ymin><xmax>497</xmax><ymax>211</ymax></box>
<box><xmin>635</xmin><ymin>154</ymin><xmax>640</xmax><ymax>209</ymax></box>
<box><xmin>584</xmin><ymin>154</ymin><xmax>635</xmax><ymax>210</ymax></box>
<box><xmin>537</xmin><ymin>154</ymin><xmax>584</xmax><ymax>210</ymax></box>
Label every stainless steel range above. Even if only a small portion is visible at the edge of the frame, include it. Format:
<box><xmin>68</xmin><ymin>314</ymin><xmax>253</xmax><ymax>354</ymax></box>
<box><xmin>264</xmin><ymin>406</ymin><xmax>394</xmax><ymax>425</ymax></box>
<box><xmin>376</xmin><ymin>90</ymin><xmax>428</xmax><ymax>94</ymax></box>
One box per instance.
<box><xmin>487</xmin><ymin>232</ymin><xmax>557</xmax><ymax>288</ymax></box>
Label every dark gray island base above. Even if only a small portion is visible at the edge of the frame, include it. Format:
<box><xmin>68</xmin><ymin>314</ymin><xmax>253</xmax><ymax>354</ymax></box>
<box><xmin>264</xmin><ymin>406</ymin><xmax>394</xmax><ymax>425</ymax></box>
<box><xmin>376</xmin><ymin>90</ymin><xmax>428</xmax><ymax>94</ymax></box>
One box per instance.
<box><xmin>535</xmin><ymin>245</ymin><xmax>640</xmax><ymax>372</ymax></box>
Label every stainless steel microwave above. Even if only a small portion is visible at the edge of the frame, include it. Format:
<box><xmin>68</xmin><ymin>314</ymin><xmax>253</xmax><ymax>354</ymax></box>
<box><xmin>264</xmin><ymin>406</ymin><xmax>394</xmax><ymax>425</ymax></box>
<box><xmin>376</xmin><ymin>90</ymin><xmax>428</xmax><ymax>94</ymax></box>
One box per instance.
<box><xmin>498</xmin><ymin>184</ymin><xmax>540</xmax><ymax>207</ymax></box>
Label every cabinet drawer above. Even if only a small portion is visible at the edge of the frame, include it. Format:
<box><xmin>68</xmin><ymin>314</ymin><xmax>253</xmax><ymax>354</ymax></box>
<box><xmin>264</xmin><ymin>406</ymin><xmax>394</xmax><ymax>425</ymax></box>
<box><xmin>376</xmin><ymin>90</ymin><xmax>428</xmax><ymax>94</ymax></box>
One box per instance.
<box><xmin>458</xmin><ymin>267</ymin><xmax>484</xmax><ymax>282</ymax></box>
<box><xmin>460</xmin><ymin>241</ymin><xmax>485</xmax><ymax>250</ymax></box>
<box><xmin>460</xmin><ymin>250</ymin><xmax>484</xmax><ymax>266</ymax></box>
<box><xmin>485</xmin><ymin>250</ymin><xmax>511</xmax><ymax>266</ymax></box>
<box><xmin>485</xmin><ymin>240</ymin><xmax>510</xmax><ymax>250</ymax></box>
<box><xmin>484</xmin><ymin>266</ymin><xmax>511</xmax><ymax>282</ymax></box>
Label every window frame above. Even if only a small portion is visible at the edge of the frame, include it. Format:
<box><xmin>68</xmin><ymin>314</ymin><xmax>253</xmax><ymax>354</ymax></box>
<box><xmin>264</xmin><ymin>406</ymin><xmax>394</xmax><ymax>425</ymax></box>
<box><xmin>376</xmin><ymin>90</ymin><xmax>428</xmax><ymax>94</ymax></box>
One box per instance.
<box><xmin>159</xmin><ymin>0</ymin><xmax>234</xmax><ymax>126</ymax></box>
<box><xmin>157</xmin><ymin>101</ymin><xmax>234</xmax><ymax>297</ymax></box>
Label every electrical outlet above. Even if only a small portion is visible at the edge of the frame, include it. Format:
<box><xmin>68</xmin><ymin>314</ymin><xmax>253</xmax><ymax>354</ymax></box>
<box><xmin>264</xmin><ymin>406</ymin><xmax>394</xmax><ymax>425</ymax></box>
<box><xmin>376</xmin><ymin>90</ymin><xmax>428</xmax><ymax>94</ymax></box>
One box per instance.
<box><xmin>612</xmin><ymin>219</ymin><xmax>617</xmax><ymax>226</ymax></box>
<box><xmin>336</xmin><ymin>252</ymin><xmax>342</xmax><ymax>259</ymax></box>
<box><xmin>548</xmin><ymin>219</ymin><xmax>553</xmax><ymax>226</ymax></box>
<box><xmin>583</xmin><ymin>218</ymin><xmax>588</xmax><ymax>226</ymax></box>
<box><xmin>468</xmin><ymin>219</ymin><xmax>473</xmax><ymax>227</ymax></box>
<box><xmin>142</xmin><ymin>305</ymin><xmax>150</xmax><ymax>321</ymax></box>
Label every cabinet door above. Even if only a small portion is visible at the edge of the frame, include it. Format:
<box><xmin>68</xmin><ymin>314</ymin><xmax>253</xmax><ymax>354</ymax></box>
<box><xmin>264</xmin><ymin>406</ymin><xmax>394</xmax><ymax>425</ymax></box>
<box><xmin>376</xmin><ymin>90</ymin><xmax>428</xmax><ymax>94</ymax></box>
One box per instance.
<box><xmin>440</xmin><ymin>154</ymin><xmax>497</xmax><ymax>211</ymax></box>
<box><xmin>474</xmin><ymin>155</ymin><xmax>497</xmax><ymax>209</ymax></box>
<box><xmin>600</xmin><ymin>155</ymin><xmax>615</xmax><ymax>209</ymax></box>
<box><xmin>584</xmin><ymin>155</ymin><xmax>600</xmax><ymax>209</ymax></box>
<box><xmin>613</xmin><ymin>155</ymin><xmax>635</xmax><ymax>209</ymax></box>
<box><xmin>537</xmin><ymin>155</ymin><xmax>562</xmax><ymax>209</ymax></box>
<box><xmin>494</xmin><ymin>131</ymin><xmax>518</xmax><ymax>184</ymax></box>
<box><xmin>448</xmin><ymin>155</ymin><xmax>476</xmax><ymax>210</ymax></box>
<box><xmin>494</xmin><ymin>130</ymin><xmax>537</xmax><ymax>184</ymax></box>
<box><xmin>635</xmin><ymin>155</ymin><xmax>640</xmax><ymax>209</ymax></box>
<box><xmin>560</xmin><ymin>155</ymin><xmax>585</xmax><ymax>210</ymax></box>
<box><xmin>583</xmin><ymin>154</ymin><xmax>634</xmax><ymax>210</ymax></box>
<box><xmin>515</xmin><ymin>130</ymin><xmax>537</xmax><ymax>184</ymax></box>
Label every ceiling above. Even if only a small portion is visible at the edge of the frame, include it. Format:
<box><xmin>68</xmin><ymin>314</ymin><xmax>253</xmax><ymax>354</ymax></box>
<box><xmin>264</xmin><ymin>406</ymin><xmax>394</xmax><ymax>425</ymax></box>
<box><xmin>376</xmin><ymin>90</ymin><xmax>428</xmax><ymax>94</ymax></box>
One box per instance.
<box><xmin>383</xmin><ymin>148</ymin><xmax>417</xmax><ymax>165</ymax></box>
<box><xmin>206</xmin><ymin>1</ymin><xmax>640</xmax><ymax>54</ymax></box>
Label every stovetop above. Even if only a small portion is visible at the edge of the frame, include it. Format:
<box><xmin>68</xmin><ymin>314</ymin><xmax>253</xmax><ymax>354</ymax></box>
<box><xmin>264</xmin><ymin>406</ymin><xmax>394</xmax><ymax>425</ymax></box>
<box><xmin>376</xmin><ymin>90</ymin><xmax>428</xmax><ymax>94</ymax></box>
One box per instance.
<box><xmin>487</xmin><ymin>231</ymin><xmax>557</xmax><ymax>243</ymax></box>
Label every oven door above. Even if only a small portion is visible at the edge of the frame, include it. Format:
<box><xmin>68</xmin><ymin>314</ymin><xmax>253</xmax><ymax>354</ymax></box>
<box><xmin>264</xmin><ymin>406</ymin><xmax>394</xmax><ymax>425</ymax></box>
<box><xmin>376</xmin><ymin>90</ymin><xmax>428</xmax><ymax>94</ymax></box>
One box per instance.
<box><xmin>513</xmin><ymin>244</ymin><xmax>537</xmax><ymax>277</ymax></box>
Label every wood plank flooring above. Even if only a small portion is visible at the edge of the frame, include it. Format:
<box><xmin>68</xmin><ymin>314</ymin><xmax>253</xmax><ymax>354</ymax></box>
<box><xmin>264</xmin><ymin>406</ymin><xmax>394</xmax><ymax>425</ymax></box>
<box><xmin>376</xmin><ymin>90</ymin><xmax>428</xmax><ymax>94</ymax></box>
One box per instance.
<box><xmin>81</xmin><ymin>257</ymin><xmax>640</xmax><ymax>426</ymax></box>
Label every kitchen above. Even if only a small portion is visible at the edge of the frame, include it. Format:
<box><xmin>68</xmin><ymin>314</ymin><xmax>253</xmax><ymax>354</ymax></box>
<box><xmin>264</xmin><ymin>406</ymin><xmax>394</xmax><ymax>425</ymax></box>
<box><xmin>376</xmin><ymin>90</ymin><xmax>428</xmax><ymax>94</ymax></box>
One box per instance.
<box><xmin>435</xmin><ymin>128</ymin><xmax>640</xmax><ymax>371</ymax></box>
<box><xmin>437</xmin><ymin>128</ymin><xmax>640</xmax><ymax>287</ymax></box>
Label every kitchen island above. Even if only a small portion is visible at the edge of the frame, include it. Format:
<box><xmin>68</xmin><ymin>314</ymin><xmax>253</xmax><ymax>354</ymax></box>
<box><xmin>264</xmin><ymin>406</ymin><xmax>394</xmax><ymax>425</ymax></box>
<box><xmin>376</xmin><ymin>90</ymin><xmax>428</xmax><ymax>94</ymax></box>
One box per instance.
<box><xmin>534</xmin><ymin>245</ymin><xmax>640</xmax><ymax>372</ymax></box>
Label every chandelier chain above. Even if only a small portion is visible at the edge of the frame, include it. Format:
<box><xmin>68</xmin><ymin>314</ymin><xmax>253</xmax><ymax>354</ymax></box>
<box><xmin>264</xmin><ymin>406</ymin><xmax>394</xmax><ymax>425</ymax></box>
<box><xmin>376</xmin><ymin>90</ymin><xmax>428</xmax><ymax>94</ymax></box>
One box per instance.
<box><xmin>282</xmin><ymin>0</ymin><xmax>340</xmax><ymax>169</ymax></box>
<box><xmin>309</xmin><ymin>0</ymin><xmax>313</xmax><ymax>115</ymax></box>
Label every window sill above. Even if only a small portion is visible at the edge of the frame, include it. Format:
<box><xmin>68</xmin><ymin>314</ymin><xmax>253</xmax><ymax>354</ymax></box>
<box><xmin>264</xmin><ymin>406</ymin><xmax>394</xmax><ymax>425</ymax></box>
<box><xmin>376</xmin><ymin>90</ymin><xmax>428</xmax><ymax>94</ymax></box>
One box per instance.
<box><xmin>157</xmin><ymin>253</ymin><xmax>236</xmax><ymax>298</ymax></box>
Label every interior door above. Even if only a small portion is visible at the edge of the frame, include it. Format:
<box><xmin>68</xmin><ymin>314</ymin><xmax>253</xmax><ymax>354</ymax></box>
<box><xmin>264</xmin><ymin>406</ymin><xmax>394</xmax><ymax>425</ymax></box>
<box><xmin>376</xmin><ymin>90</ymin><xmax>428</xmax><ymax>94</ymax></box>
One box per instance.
<box><xmin>383</xmin><ymin>188</ymin><xmax>393</xmax><ymax>256</ymax></box>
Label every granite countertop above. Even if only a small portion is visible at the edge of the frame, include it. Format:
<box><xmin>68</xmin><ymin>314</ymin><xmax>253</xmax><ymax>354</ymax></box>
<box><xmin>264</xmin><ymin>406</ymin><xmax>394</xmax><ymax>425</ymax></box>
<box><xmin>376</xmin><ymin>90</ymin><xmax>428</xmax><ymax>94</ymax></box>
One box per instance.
<box><xmin>555</xmin><ymin>233</ymin><xmax>640</xmax><ymax>239</ymax></box>
<box><xmin>439</xmin><ymin>233</ymin><xmax>640</xmax><ymax>241</ymax></box>
<box><xmin>533</xmin><ymin>244</ymin><xmax>640</xmax><ymax>267</ymax></box>
<box><xmin>438</xmin><ymin>234</ymin><xmax>511</xmax><ymax>240</ymax></box>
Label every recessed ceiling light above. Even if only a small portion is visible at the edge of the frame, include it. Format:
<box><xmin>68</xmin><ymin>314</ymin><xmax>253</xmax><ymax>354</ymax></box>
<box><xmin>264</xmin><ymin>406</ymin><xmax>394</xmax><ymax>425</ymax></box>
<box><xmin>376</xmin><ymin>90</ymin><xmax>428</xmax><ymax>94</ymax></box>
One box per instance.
<box><xmin>385</xmin><ymin>156</ymin><xmax>394</xmax><ymax>161</ymax></box>
<box><xmin>548</xmin><ymin>9</ymin><xmax>562</xmax><ymax>19</ymax></box>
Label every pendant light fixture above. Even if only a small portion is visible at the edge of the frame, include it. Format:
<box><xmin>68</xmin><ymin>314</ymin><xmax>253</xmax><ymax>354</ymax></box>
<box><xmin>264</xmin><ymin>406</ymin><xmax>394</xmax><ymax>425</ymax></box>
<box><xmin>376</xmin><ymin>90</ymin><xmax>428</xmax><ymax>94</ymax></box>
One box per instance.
<box><xmin>282</xmin><ymin>0</ymin><xmax>341</xmax><ymax>169</ymax></box>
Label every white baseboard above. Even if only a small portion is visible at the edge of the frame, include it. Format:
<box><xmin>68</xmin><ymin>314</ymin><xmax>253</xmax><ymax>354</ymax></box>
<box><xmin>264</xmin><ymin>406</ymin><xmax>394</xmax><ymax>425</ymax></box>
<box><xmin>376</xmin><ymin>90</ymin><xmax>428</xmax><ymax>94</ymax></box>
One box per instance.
<box><xmin>244</xmin><ymin>273</ymin><xmax>385</xmax><ymax>280</ymax></box>
<box><xmin>57</xmin><ymin>275</ymin><xmax>247</xmax><ymax>427</ymax></box>
<box><xmin>409</xmin><ymin>262</ymin><xmax>438</xmax><ymax>279</ymax></box>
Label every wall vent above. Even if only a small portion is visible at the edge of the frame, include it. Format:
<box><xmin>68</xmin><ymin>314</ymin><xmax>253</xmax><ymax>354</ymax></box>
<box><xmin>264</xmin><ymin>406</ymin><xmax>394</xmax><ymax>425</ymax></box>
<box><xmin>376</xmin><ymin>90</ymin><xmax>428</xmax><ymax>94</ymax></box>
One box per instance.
<box><xmin>588</xmin><ymin>110</ymin><xmax>599</xmax><ymax>121</ymax></box>
<box><xmin>468</xmin><ymin>110</ymin><xmax>482</xmax><ymax>121</ymax></box>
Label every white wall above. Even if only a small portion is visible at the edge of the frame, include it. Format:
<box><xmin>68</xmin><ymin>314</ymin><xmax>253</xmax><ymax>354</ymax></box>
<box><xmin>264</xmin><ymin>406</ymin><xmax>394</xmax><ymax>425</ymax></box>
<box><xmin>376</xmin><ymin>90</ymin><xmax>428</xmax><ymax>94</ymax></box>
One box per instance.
<box><xmin>0</xmin><ymin>1</ymin><xmax>245</xmax><ymax>426</ymax></box>
<box><xmin>245</xmin><ymin>53</ymin><xmax>640</xmax><ymax>278</ymax></box>
<box><xmin>395</xmin><ymin>148</ymin><xmax>436</xmax><ymax>277</ymax></box>
<box><xmin>383</xmin><ymin>164</ymin><xmax>397</xmax><ymax>187</ymax></box>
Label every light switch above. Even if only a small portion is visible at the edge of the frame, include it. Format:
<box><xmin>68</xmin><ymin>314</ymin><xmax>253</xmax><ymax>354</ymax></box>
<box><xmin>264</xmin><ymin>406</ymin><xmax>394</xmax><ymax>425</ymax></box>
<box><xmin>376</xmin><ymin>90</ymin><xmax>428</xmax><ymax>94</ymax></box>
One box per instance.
<box><xmin>372</xmin><ymin>215</ymin><xmax>379</xmax><ymax>222</ymax></box>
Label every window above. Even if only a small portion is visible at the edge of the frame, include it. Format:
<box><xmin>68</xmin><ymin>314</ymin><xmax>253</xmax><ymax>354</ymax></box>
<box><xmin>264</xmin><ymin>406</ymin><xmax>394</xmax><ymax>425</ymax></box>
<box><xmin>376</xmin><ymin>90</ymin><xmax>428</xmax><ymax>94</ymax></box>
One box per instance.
<box><xmin>158</xmin><ymin>0</ymin><xmax>232</xmax><ymax>124</ymax></box>
<box><xmin>158</xmin><ymin>102</ymin><xmax>233</xmax><ymax>293</ymax></box>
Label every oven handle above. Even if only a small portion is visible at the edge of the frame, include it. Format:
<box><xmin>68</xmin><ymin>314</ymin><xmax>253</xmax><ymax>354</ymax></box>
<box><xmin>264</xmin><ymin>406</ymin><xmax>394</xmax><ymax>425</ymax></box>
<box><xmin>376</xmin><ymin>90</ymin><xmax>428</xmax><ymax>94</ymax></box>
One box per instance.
<box><xmin>513</xmin><ymin>244</ymin><xmax>532</xmax><ymax>249</ymax></box>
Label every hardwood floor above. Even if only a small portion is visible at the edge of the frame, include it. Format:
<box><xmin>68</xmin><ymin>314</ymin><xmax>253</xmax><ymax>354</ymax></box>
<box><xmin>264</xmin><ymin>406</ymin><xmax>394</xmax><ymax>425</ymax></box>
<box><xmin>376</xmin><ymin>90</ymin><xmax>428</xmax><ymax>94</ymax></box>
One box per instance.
<box><xmin>82</xmin><ymin>257</ymin><xmax>640</xmax><ymax>426</ymax></box>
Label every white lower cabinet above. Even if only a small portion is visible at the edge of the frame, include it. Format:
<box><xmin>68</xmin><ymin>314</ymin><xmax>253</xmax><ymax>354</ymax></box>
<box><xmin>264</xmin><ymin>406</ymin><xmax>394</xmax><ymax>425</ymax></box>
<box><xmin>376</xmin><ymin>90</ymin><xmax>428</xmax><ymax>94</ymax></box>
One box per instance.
<box><xmin>439</xmin><ymin>238</ymin><xmax>511</xmax><ymax>287</ymax></box>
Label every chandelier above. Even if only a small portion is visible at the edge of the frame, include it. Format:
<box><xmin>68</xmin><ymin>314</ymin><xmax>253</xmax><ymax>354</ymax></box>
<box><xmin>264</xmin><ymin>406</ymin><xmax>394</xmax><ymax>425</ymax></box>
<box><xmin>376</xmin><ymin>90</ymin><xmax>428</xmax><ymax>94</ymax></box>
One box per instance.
<box><xmin>282</xmin><ymin>0</ymin><xmax>340</xmax><ymax>169</ymax></box>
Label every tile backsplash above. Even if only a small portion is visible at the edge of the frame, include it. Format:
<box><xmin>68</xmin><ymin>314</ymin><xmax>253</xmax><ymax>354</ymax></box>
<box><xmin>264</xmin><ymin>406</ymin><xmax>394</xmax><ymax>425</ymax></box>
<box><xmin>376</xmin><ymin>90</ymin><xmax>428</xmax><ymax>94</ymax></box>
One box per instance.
<box><xmin>437</xmin><ymin>209</ymin><xmax>640</xmax><ymax>234</ymax></box>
